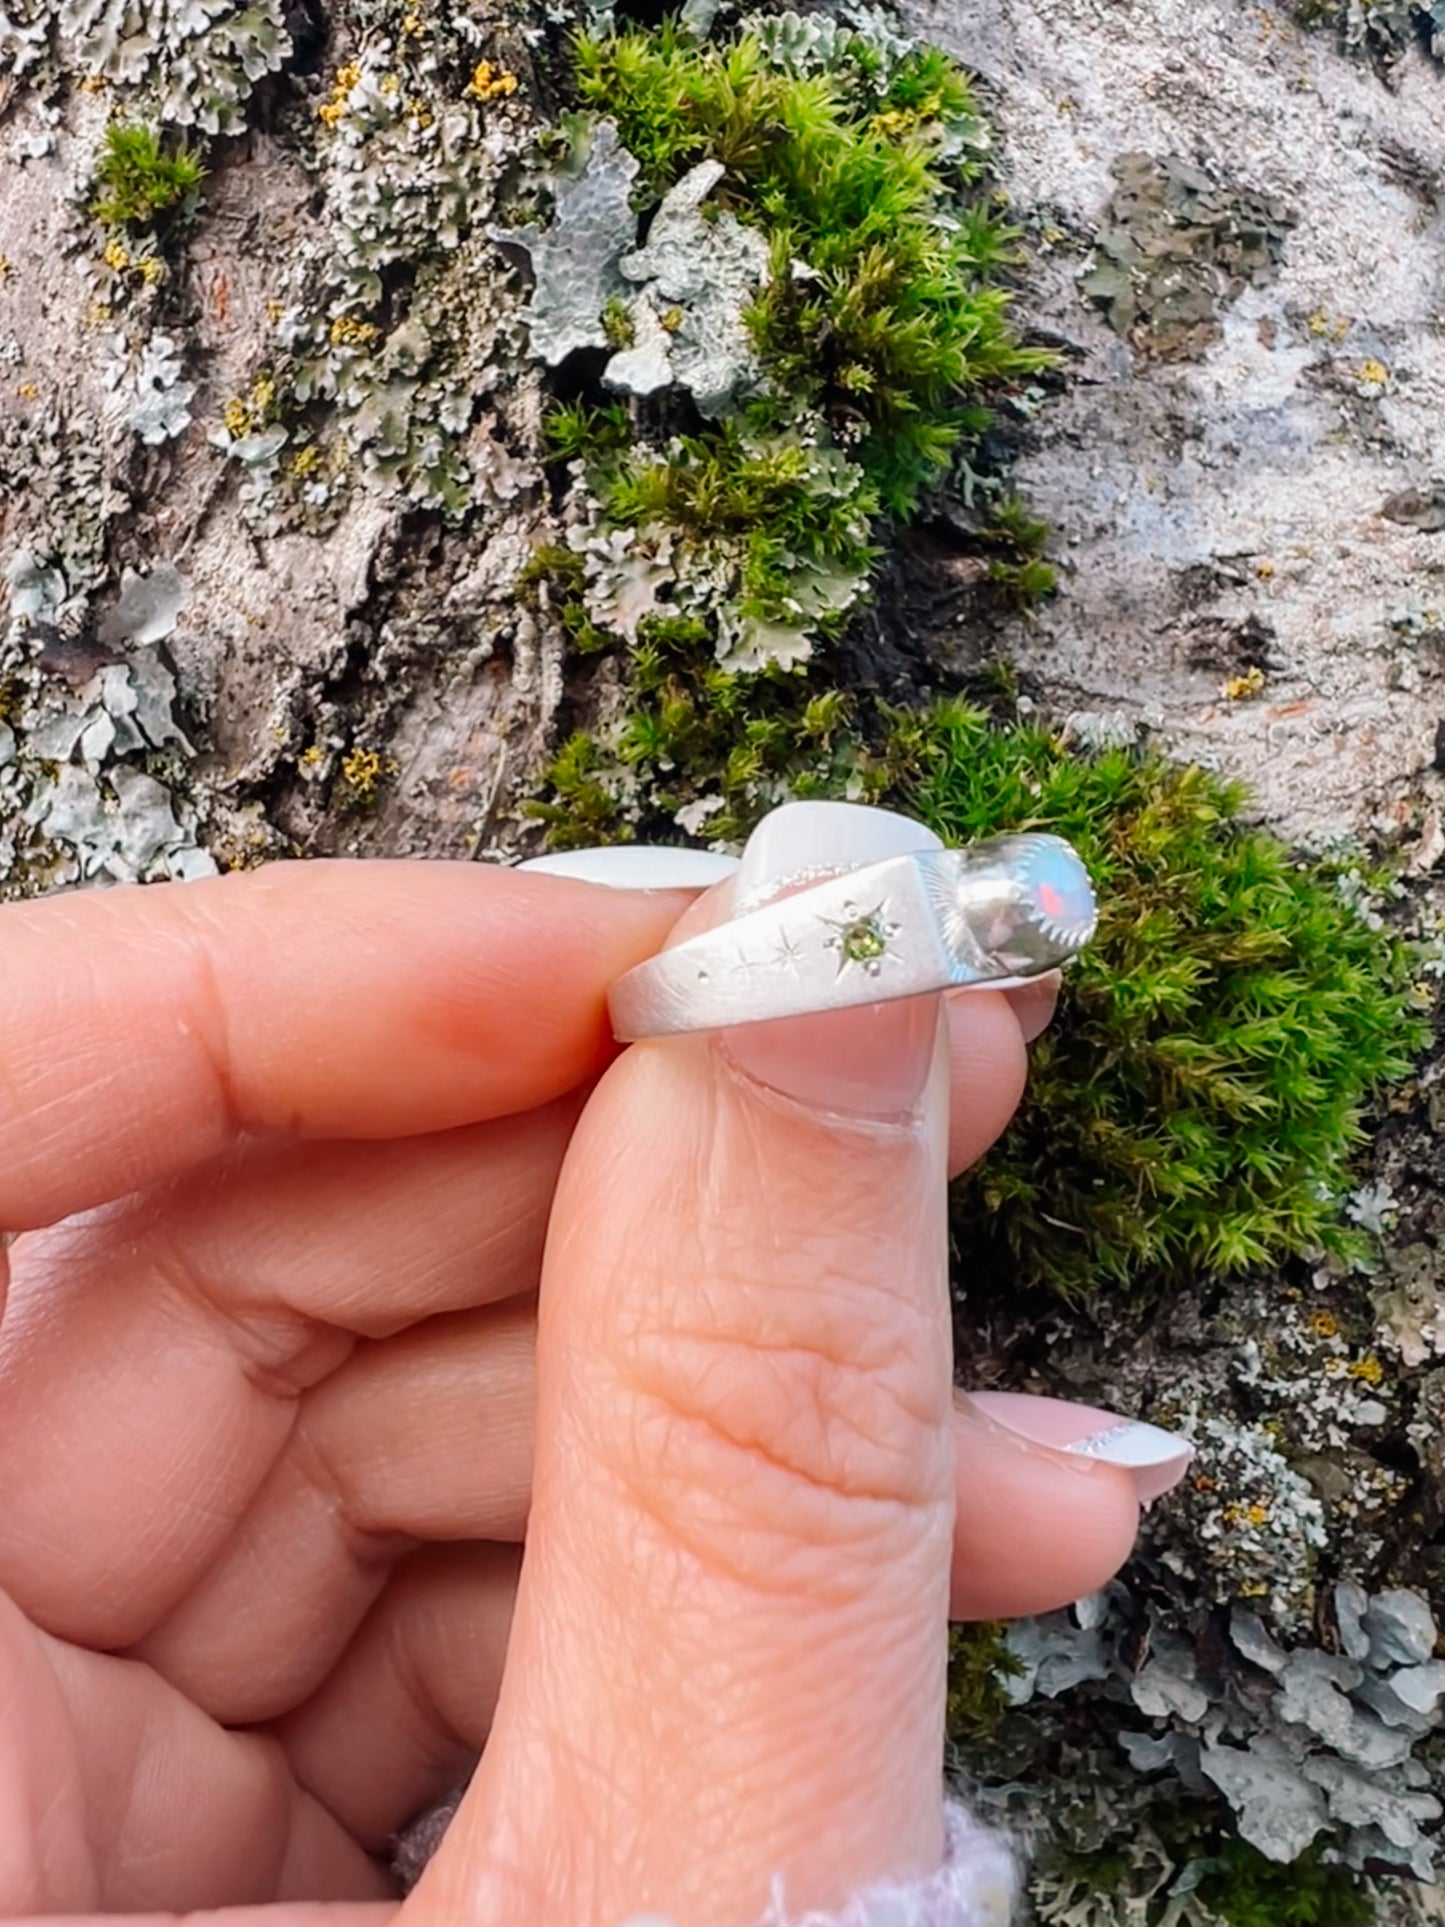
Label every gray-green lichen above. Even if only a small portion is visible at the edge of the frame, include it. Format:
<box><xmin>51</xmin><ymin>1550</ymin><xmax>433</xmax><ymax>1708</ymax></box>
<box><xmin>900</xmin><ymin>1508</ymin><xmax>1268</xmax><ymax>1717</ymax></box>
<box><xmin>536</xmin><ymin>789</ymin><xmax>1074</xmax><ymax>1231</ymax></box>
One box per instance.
<box><xmin>2</xmin><ymin>549</ymin><xmax>214</xmax><ymax>887</ymax></box>
<box><xmin>0</xmin><ymin>0</ymin><xmax>290</xmax><ymax>132</ymax></box>
<box><xmin>1301</xmin><ymin>0</ymin><xmax>1445</xmax><ymax>68</ymax></box>
<box><xmin>604</xmin><ymin>158</ymin><xmax>769</xmax><ymax>416</ymax></box>
<box><xmin>990</xmin><ymin>1580</ymin><xmax>1443</xmax><ymax>1882</ymax></box>
<box><xmin>128</xmin><ymin>333</ymin><xmax>195</xmax><ymax>443</ymax></box>
<box><xmin>500</xmin><ymin>117</ymin><xmax>640</xmax><ymax>366</ymax></box>
<box><xmin>212</xmin><ymin>18</ymin><xmax>539</xmax><ymax>524</ymax></box>
<box><xmin>1079</xmin><ymin>153</ymin><xmax>1296</xmax><ymax>362</ymax></box>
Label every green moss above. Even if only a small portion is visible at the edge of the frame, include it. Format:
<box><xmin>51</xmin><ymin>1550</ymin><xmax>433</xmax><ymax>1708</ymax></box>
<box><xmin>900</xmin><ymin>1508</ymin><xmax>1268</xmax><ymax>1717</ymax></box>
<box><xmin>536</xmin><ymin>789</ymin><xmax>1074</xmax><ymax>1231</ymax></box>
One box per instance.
<box><xmin>979</xmin><ymin>495</ymin><xmax>1056</xmax><ymax>607</ymax></box>
<box><xmin>944</xmin><ymin>1622</ymin><xmax>1022</xmax><ymax>1745</ymax></box>
<box><xmin>573</xmin><ymin>23</ymin><xmax>1047</xmax><ymax>516</ymax></box>
<box><xmin>601</xmin><ymin>294</ymin><xmax>636</xmax><ymax>349</ymax></box>
<box><xmin>1036</xmin><ymin>1831</ymin><xmax>1377</xmax><ymax>1927</ymax></box>
<box><xmin>1193</xmin><ymin>1840</ymin><xmax>1375</xmax><ymax>1927</ymax></box>
<box><xmin>531</xmin><ymin>17</ymin><xmax>1047</xmax><ymax>840</ymax></box>
<box><xmin>883</xmin><ymin>701</ymin><xmax>1426</xmax><ymax>1299</ymax></box>
<box><xmin>524</xmin><ymin>20</ymin><xmax>1422</xmax><ymax>1314</ymax></box>
<box><xmin>590</xmin><ymin>422</ymin><xmax>878</xmax><ymax>626</ymax></box>
<box><xmin>91</xmin><ymin>122</ymin><xmax>206</xmax><ymax>231</ymax></box>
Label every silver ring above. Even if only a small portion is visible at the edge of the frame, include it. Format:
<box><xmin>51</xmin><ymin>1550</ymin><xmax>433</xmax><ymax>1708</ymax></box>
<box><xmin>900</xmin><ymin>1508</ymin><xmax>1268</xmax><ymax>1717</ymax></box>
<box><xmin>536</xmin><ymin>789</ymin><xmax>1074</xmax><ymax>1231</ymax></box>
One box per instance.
<box><xmin>608</xmin><ymin>833</ymin><xmax>1097</xmax><ymax>1040</ymax></box>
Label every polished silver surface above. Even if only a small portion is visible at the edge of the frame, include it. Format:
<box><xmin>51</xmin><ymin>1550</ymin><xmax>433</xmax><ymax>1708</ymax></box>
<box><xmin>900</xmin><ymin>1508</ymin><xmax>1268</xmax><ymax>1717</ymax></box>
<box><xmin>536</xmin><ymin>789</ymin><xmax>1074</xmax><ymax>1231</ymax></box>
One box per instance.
<box><xmin>608</xmin><ymin>833</ymin><xmax>1097</xmax><ymax>1040</ymax></box>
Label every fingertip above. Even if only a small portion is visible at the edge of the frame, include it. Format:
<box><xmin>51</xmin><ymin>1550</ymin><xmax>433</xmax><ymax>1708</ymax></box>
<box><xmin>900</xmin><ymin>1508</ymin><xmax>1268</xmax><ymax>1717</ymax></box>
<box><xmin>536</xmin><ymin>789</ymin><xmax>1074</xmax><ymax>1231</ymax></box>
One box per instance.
<box><xmin>1002</xmin><ymin>970</ymin><xmax>1062</xmax><ymax>1045</ymax></box>
<box><xmin>944</xmin><ymin>989</ymin><xmax>1029</xmax><ymax>1177</ymax></box>
<box><xmin>949</xmin><ymin>1397</ymin><xmax>1141</xmax><ymax>1619</ymax></box>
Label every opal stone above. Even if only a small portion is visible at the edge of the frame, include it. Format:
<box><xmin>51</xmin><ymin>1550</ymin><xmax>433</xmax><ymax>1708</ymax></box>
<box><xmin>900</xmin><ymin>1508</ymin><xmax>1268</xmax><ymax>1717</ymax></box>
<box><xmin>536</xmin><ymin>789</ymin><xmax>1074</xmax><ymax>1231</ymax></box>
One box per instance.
<box><xmin>1018</xmin><ymin>835</ymin><xmax>1097</xmax><ymax>948</ymax></box>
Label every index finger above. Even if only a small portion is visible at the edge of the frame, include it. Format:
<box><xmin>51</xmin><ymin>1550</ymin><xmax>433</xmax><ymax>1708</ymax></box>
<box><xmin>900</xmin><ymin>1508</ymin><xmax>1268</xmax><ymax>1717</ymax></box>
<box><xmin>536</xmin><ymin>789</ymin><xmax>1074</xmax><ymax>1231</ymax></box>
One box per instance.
<box><xmin>0</xmin><ymin>860</ymin><xmax>688</xmax><ymax>1231</ymax></box>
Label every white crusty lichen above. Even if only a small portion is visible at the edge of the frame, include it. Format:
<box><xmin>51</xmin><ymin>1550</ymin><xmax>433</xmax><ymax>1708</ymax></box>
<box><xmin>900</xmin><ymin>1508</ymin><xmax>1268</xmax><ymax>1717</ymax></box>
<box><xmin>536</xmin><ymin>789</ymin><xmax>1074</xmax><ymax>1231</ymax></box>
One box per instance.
<box><xmin>1</xmin><ymin>549</ymin><xmax>215</xmax><ymax>889</ymax></box>
<box><xmin>0</xmin><ymin>0</ymin><xmax>290</xmax><ymax>132</ymax></box>
<box><xmin>602</xmin><ymin>158</ymin><xmax>769</xmax><ymax>418</ymax></box>
<box><xmin>127</xmin><ymin>333</ymin><xmax>196</xmax><ymax>443</ymax></box>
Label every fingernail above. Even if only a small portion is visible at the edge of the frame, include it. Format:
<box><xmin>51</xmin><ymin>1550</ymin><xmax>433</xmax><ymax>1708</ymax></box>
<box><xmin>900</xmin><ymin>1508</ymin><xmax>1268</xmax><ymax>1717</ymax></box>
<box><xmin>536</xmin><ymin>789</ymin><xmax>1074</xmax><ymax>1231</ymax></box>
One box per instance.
<box><xmin>722</xmin><ymin>802</ymin><xmax>946</xmax><ymax>1115</ymax></box>
<box><xmin>732</xmin><ymin>799</ymin><xmax>944</xmax><ymax>911</ymax></box>
<box><xmin>1000</xmin><ymin>970</ymin><xmax>1061</xmax><ymax>1045</ymax></box>
<box><xmin>517</xmin><ymin>847</ymin><xmax>740</xmax><ymax>891</ymax></box>
<box><xmin>960</xmin><ymin>1392</ymin><xmax>1194</xmax><ymax>1506</ymax></box>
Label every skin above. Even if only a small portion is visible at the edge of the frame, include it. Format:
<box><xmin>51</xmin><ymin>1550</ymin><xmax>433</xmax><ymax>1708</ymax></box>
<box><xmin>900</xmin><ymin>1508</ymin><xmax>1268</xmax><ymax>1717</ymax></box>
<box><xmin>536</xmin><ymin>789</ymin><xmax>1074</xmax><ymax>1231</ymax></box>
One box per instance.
<box><xmin>0</xmin><ymin>861</ymin><xmax>1138</xmax><ymax>1927</ymax></box>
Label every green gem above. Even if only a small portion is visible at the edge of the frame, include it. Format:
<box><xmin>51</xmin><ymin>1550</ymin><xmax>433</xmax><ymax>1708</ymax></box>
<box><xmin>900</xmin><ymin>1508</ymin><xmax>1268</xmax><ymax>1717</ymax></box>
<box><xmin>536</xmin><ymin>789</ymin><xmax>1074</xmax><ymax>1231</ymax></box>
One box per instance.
<box><xmin>842</xmin><ymin>918</ymin><xmax>886</xmax><ymax>963</ymax></box>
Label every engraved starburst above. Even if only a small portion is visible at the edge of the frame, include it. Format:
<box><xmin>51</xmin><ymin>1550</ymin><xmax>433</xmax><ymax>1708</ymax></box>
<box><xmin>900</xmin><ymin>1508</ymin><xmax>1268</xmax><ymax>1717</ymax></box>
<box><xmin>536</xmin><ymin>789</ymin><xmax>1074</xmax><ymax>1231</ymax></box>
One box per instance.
<box><xmin>771</xmin><ymin>930</ymin><xmax>807</xmax><ymax>976</ymax></box>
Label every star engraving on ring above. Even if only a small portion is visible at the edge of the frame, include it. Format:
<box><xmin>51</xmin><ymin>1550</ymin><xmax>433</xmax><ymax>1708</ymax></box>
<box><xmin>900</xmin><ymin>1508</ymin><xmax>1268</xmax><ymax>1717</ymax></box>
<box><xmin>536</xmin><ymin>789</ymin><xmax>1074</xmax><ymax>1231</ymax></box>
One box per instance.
<box><xmin>821</xmin><ymin>899</ymin><xmax>900</xmax><ymax>978</ymax></box>
<box><xmin>771</xmin><ymin>930</ymin><xmax>807</xmax><ymax>977</ymax></box>
<box><xmin>730</xmin><ymin>928</ymin><xmax>809</xmax><ymax>979</ymax></box>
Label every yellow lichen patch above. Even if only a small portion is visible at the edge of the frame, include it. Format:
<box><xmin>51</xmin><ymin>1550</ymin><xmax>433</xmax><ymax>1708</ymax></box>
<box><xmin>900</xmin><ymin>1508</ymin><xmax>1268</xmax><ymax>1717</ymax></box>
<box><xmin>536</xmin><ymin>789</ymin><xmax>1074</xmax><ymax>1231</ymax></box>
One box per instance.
<box><xmin>318</xmin><ymin>61</ymin><xmax>361</xmax><ymax>125</ymax></box>
<box><xmin>1306</xmin><ymin>1309</ymin><xmax>1339</xmax><ymax>1339</ymax></box>
<box><xmin>265</xmin><ymin>298</ymin><xmax>285</xmax><ymax>326</ymax></box>
<box><xmin>329</xmin><ymin>313</ymin><xmax>380</xmax><ymax>348</ymax></box>
<box><xmin>1221</xmin><ymin>1500</ymin><xmax>1271</xmax><ymax>1530</ymax></box>
<box><xmin>14</xmin><ymin>381</ymin><xmax>38</xmax><ymax>401</ymax></box>
<box><xmin>1306</xmin><ymin>308</ymin><xmax>1350</xmax><ymax>342</ymax></box>
<box><xmin>339</xmin><ymin>745</ymin><xmax>399</xmax><ymax>804</ymax></box>
<box><xmin>138</xmin><ymin>257</ymin><xmax>165</xmax><ymax>286</ymax></box>
<box><xmin>298</xmin><ymin>743</ymin><xmax>327</xmax><ymax>773</ymax></box>
<box><xmin>465</xmin><ymin>58</ymin><xmax>517</xmax><ymax>101</ymax></box>
<box><xmin>1222</xmin><ymin>665</ymin><xmax>1266</xmax><ymax>702</ymax></box>
<box><xmin>1358</xmin><ymin>358</ymin><xmax>1390</xmax><ymax>389</ymax></box>
<box><xmin>1254</xmin><ymin>558</ymin><xmax>1275</xmax><ymax>579</ymax></box>
<box><xmin>400</xmin><ymin>11</ymin><xmax>424</xmax><ymax>32</ymax></box>
<box><xmin>102</xmin><ymin>237</ymin><xmax>131</xmax><ymax>272</ymax></box>
<box><xmin>290</xmin><ymin>444</ymin><xmax>321</xmax><ymax>477</ymax></box>
<box><xmin>380</xmin><ymin>72</ymin><xmax>400</xmax><ymax>95</ymax></box>
<box><xmin>222</xmin><ymin>396</ymin><xmax>251</xmax><ymax>437</ymax></box>
<box><xmin>1347</xmin><ymin>1353</ymin><xmax>1384</xmax><ymax>1386</ymax></box>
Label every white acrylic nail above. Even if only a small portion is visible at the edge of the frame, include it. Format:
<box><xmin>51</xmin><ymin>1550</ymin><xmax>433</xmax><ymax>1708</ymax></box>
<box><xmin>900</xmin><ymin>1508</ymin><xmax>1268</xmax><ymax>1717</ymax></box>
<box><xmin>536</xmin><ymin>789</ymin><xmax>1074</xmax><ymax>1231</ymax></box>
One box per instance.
<box><xmin>735</xmin><ymin>800</ymin><xmax>945</xmax><ymax>911</ymax></box>
<box><xmin>963</xmin><ymin>1392</ymin><xmax>1194</xmax><ymax>1507</ymax></box>
<box><xmin>516</xmin><ymin>847</ymin><xmax>740</xmax><ymax>890</ymax></box>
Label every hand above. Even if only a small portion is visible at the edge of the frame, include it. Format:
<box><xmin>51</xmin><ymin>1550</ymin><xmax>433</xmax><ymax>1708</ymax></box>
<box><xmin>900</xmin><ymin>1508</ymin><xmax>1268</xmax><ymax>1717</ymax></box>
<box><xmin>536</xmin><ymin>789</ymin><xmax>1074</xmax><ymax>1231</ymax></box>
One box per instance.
<box><xmin>0</xmin><ymin>806</ymin><xmax>1153</xmax><ymax>1927</ymax></box>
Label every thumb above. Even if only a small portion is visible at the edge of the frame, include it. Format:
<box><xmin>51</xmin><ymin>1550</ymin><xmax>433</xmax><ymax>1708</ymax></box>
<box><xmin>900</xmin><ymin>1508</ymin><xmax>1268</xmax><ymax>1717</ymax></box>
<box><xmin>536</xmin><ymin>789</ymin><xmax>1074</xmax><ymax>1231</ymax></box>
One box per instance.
<box><xmin>417</xmin><ymin>805</ymin><xmax>992</xmax><ymax>1927</ymax></box>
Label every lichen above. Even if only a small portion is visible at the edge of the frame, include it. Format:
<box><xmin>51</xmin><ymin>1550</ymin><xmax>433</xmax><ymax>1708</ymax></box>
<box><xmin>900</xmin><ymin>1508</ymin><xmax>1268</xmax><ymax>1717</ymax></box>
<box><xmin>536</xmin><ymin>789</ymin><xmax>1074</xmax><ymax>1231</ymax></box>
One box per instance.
<box><xmin>211</xmin><ymin>7</ymin><xmax>537</xmax><ymax>524</ymax></box>
<box><xmin>0</xmin><ymin>546</ymin><xmax>215</xmax><ymax>889</ymax></box>
<box><xmin>127</xmin><ymin>333</ymin><xmax>196</xmax><ymax>443</ymax></box>
<box><xmin>961</xmin><ymin>1578</ymin><xmax>1442</xmax><ymax>1917</ymax></box>
<box><xmin>0</xmin><ymin>0</ymin><xmax>291</xmax><ymax>133</ymax></box>
<box><xmin>1295</xmin><ymin>0</ymin><xmax>1445</xmax><ymax>68</ymax></box>
<box><xmin>1079</xmin><ymin>154</ymin><xmax>1295</xmax><ymax>362</ymax></box>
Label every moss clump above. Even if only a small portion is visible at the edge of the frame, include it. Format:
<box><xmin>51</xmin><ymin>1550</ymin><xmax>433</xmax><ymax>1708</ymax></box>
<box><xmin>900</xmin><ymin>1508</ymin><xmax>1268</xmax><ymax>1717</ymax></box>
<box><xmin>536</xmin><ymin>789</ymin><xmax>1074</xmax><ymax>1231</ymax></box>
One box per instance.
<box><xmin>529</xmin><ymin>17</ymin><xmax>1049</xmax><ymax>842</ymax></box>
<box><xmin>1037</xmin><ymin>1831</ymin><xmax>1377</xmax><ymax>1927</ymax></box>
<box><xmin>1193</xmin><ymin>1840</ymin><xmax>1375</xmax><ymax>1927</ymax></box>
<box><xmin>574</xmin><ymin>25</ymin><xmax>1045</xmax><ymax>516</ymax></box>
<box><xmin>944</xmin><ymin>1622</ymin><xmax>1022</xmax><ymax>1746</ymax></box>
<box><xmin>91</xmin><ymin>122</ymin><xmax>206</xmax><ymax>231</ymax></box>
<box><xmin>885</xmin><ymin>701</ymin><xmax>1425</xmax><ymax>1299</ymax></box>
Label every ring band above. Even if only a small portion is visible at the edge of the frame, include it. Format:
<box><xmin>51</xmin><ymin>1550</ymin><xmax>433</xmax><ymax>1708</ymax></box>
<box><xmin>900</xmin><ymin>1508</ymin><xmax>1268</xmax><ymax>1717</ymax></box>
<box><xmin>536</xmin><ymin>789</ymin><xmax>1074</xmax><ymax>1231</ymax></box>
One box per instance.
<box><xmin>608</xmin><ymin>833</ymin><xmax>1097</xmax><ymax>1040</ymax></box>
